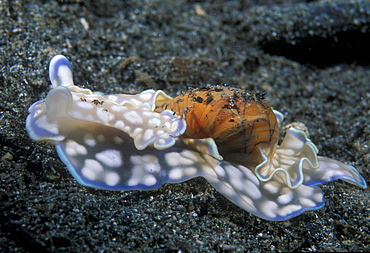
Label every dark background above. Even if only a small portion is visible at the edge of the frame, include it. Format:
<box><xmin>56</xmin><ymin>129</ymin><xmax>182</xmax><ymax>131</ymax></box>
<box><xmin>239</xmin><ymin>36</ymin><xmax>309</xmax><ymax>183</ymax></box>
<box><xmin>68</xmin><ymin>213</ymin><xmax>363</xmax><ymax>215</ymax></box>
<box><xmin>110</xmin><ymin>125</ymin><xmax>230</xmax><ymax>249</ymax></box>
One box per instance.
<box><xmin>1</xmin><ymin>0</ymin><xmax>369</xmax><ymax>251</ymax></box>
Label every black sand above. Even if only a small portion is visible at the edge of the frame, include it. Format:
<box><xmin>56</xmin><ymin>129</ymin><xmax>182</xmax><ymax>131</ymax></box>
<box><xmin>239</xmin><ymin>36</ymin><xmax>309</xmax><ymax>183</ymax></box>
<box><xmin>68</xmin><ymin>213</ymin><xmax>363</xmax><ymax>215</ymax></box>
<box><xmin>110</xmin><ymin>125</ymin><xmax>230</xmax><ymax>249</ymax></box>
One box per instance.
<box><xmin>1</xmin><ymin>0</ymin><xmax>369</xmax><ymax>251</ymax></box>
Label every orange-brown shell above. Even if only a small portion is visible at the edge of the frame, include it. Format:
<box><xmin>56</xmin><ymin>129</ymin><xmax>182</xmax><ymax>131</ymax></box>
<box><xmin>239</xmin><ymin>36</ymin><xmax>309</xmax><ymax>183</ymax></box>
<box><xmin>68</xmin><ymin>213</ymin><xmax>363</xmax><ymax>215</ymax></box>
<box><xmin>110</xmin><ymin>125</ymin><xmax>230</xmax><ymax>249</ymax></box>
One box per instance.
<box><xmin>156</xmin><ymin>86</ymin><xmax>279</xmax><ymax>166</ymax></box>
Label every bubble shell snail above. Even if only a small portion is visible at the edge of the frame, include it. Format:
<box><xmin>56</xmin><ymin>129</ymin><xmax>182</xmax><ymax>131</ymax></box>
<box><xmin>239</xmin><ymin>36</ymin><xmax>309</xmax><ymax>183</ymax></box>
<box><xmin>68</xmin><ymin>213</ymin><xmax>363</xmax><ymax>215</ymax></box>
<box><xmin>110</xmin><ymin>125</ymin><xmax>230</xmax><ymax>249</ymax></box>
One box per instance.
<box><xmin>155</xmin><ymin>86</ymin><xmax>279</xmax><ymax>167</ymax></box>
<box><xmin>25</xmin><ymin>55</ymin><xmax>367</xmax><ymax>221</ymax></box>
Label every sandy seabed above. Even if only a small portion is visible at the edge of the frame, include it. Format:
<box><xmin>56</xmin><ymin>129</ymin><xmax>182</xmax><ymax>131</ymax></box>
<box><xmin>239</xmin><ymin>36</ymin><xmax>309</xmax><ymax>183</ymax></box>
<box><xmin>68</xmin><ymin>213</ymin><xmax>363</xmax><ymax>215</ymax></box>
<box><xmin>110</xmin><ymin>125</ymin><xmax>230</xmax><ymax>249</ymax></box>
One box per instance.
<box><xmin>0</xmin><ymin>0</ymin><xmax>369</xmax><ymax>252</ymax></box>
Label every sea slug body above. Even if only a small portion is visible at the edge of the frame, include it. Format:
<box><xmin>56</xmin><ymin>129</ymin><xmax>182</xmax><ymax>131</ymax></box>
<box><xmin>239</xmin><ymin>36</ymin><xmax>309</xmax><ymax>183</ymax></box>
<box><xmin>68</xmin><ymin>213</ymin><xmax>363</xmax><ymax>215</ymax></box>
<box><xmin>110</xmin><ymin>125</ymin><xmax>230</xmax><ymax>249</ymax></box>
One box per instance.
<box><xmin>26</xmin><ymin>55</ymin><xmax>367</xmax><ymax>221</ymax></box>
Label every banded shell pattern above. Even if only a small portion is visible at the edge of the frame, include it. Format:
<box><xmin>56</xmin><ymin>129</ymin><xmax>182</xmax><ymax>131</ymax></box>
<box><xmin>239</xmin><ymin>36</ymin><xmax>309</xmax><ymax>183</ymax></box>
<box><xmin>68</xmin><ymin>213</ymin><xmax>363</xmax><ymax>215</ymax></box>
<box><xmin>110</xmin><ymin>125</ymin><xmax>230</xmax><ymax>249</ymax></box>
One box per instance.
<box><xmin>156</xmin><ymin>86</ymin><xmax>279</xmax><ymax>167</ymax></box>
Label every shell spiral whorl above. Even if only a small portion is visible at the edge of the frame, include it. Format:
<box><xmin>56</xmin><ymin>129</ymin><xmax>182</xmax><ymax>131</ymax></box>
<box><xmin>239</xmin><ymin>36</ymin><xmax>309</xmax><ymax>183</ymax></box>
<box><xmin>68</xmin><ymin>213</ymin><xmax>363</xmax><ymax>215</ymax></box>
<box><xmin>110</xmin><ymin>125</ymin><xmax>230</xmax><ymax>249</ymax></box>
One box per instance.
<box><xmin>156</xmin><ymin>86</ymin><xmax>279</xmax><ymax>166</ymax></box>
